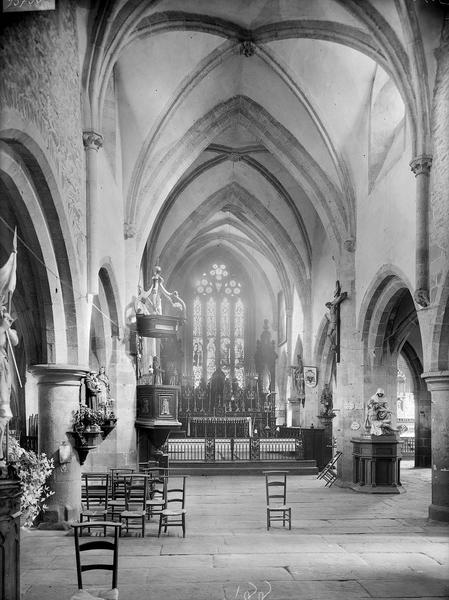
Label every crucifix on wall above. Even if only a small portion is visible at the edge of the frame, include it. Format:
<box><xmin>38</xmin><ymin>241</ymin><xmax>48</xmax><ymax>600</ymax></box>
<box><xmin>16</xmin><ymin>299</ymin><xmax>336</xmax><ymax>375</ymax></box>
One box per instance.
<box><xmin>325</xmin><ymin>281</ymin><xmax>348</xmax><ymax>363</ymax></box>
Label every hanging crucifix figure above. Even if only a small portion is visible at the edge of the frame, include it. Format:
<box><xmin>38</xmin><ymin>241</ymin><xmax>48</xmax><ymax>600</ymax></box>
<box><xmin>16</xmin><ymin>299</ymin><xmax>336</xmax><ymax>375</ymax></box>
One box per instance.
<box><xmin>325</xmin><ymin>281</ymin><xmax>347</xmax><ymax>363</ymax></box>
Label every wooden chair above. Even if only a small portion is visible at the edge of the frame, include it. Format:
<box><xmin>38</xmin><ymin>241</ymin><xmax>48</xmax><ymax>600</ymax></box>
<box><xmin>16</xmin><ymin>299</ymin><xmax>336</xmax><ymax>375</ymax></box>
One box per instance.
<box><xmin>80</xmin><ymin>473</ymin><xmax>109</xmax><ymax>535</ymax></box>
<box><xmin>317</xmin><ymin>451</ymin><xmax>342</xmax><ymax>487</ymax></box>
<box><xmin>71</xmin><ymin>521</ymin><xmax>122</xmax><ymax>595</ymax></box>
<box><xmin>120</xmin><ymin>474</ymin><xmax>148</xmax><ymax>537</ymax></box>
<box><xmin>264</xmin><ymin>470</ymin><xmax>291</xmax><ymax>530</ymax></box>
<box><xmin>108</xmin><ymin>468</ymin><xmax>135</xmax><ymax>521</ymax></box>
<box><xmin>145</xmin><ymin>472</ymin><xmax>167</xmax><ymax>521</ymax></box>
<box><xmin>158</xmin><ymin>475</ymin><xmax>187</xmax><ymax>538</ymax></box>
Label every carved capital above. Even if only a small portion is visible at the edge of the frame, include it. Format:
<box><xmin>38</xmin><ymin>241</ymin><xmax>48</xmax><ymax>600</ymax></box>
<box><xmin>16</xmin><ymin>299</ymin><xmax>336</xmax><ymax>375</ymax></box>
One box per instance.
<box><xmin>124</xmin><ymin>222</ymin><xmax>136</xmax><ymax>239</ymax></box>
<box><xmin>410</xmin><ymin>155</ymin><xmax>432</xmax><ymax>176</ymax></box>
<box><xmin>344</xmin><ymin>237</ymin><xmax>356</xmax><ymax>253</ymax></box>
<box><xmin>230</xmin><ymin>152</ymin><xmax>242</xmax><ymax>163</ymax></box>
<box><xmin>414</xmin><ymin>288</ymin><xmax>430</xmax><ymax>308</ymax></box>
<box><xmin>83</xmin><ymin>131</ymin><xmax>103</xmax><ymax>151</ymax></box>
<box><xmin>240</xmin><ymin>40</ymin><xmax>256</xmax><ymax>57</ymax></box>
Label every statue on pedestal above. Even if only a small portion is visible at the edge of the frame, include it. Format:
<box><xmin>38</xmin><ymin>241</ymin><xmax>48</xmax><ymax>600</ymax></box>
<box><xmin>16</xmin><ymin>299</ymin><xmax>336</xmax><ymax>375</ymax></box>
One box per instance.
<box><xmin>365</xmin><ymin>388</ymin><xmax>398</xmax><ymax>436</ymax></box>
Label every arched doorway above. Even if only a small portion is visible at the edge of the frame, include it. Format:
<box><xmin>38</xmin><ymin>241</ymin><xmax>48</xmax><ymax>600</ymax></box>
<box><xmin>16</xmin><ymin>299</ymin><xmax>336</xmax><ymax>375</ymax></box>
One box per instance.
<box><xmin>0</xmin><ymin>135</ymin><xmax>79</xmax><ymax>444</ymax></box>
<box><xmin>360</xmin><ymin>269</ymin><xmax>428</xmax><ymax>466</ymax></box>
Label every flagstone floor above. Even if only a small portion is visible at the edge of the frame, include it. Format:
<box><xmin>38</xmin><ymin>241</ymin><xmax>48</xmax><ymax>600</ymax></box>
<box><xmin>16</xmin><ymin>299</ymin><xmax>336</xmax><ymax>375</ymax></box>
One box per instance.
<box><xmin>21</xmin><ymin>463</ymin><xmax>449</xmax><ymax>600</ymax></box>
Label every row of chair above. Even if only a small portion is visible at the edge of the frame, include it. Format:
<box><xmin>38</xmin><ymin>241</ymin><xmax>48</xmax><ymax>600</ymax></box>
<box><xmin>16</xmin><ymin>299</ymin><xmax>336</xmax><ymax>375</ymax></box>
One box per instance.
<box><xmin>73</xmin><ymin>470</ymin><xmax>286</xmax><ymax>595</ymax></box>
<box><xmin>80</xmin><ymin>469</ymin><xmax>187</xmax><ymax>538</ymax></box>
<box><xmin>73</xmin><ymin>465</ymin><xmax>337</xmax><ymax>595</ymax></box>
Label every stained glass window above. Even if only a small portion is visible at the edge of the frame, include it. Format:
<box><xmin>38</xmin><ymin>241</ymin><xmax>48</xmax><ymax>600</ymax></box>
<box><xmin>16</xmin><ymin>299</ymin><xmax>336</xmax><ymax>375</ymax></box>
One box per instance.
<box><xmin>192</xmin><ymin>297</ymin><xmax>203</xmax><ymax>387</ymax></box>
<box><xmin>192</xmin><ymin>263</ymin><xmax>244</xmax><ymax>389</ymax></box>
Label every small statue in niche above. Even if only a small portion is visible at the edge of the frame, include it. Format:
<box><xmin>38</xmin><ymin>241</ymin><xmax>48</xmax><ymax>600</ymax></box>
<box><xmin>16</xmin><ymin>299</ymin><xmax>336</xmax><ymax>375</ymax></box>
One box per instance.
<box><xmin>320</xmin><ymin>383</ymin><xmax>334</xmax><ymax>417</ymax></box>
<box><xmin>85</xmin><ymin>371</ymin><xmax>100</xmax><ymax>411</ymax></box>
<box><xmin>291</xmin><ymin>354</ymin><xmax>306</xmax><ymax>407</ymax></box>
<box><xmin>166</xmin><ymin>361</ymin><xmax>178</xmax><ymax>386</ymax></box>
<box><xmin>365</xmin><ymin>388</ymin><xmax>398</xmax><ymax>436</ymax></box>
<box><xmin>160</xmin><ymin>397</ymin><xmax>170</xmax><ymax>415</ymax></box>
<box><xmin>152</xmin><ymin>356</ymin><xmax>164</xmax><ymax>385</ymax></box>
<box><xmin>96</xmin><ymin>366</ymin><xmax>111</xmax><ymax>415</ymax></box>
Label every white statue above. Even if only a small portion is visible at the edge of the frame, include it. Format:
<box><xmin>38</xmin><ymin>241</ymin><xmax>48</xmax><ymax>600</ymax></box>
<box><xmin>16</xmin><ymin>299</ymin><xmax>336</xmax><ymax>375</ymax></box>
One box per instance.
<box><xmin>135</xmin><ymin>266</ymin><xmax>186</xmax><ymax>318</ymax></box>
<box><xmin>365</xmin><ymin>388</ymin><xmax>398</xmax><ymax>436</ymax></box>
<box><xmin>0</xmin><ymin>307</ymin><xmax>19</xmax><ymax>462</ymax></box>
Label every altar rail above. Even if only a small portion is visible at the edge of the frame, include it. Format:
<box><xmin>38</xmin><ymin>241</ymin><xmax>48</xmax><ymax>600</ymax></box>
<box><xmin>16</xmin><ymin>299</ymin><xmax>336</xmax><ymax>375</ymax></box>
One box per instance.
<box><xmin>166</xmin><ymin>437</ymin><xmax>303</xmax><ymax>462</ymax></box>
<box><xmin>399</xmin><ymin>436</ymin><xmax>415</xmax><ymax>458</ymax></box>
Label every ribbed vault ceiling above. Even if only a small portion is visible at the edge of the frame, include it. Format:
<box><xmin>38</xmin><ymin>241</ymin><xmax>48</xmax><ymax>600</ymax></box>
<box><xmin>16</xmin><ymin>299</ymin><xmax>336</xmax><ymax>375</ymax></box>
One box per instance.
<box><xmin>82</xmin><ymin>0</ymin><xmax>431</xmax><ymax>318</ymax></box>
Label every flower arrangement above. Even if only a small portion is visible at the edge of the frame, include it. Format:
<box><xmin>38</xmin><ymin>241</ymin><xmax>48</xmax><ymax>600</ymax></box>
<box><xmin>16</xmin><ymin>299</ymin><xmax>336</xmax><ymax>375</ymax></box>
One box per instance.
<box><xmin>73</xmin><ymin>404</ymin><xmax>104</xmax><ymax>432</ymax></box>
<box><xmin>8</xmin><ymin>439</ymin><xmax>55</xmax><ymax>528</ymax></box>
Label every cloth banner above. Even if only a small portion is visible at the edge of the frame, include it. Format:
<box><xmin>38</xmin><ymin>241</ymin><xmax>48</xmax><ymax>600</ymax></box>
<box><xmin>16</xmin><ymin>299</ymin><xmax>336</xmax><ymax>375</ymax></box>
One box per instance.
<box><xmin>0</xmin><ymin>229</ymin><xmax>17</xmax><ymax>304</ymax></box>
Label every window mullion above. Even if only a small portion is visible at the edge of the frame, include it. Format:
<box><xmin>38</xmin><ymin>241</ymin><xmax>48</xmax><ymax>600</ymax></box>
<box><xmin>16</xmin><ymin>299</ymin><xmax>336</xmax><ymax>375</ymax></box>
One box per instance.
<box><xmin>202</xmin><ymin>296</ymin><xmax>207</xmax><ymax>382</ymax></box>
<box><xmin>230</xmin><ymin>299</ymin><xmax>235</xmax><ymax>380</ymax></box>
<box><xmin>216</xmin><ymin>295</ymin><xmax>221</xmax><ymax>368</ymax></box>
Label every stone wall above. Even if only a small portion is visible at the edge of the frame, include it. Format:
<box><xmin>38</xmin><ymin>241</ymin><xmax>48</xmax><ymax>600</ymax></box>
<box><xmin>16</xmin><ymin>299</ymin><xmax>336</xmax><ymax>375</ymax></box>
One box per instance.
<box><xmin>429</xmin><ymin>17</ymin><xmax>449</xmax><ymax>304</ymax></box>
<box><xmin>0</xmin><ymin>0</ymin><xmax>85</xmax><ymax>256</ymax></box>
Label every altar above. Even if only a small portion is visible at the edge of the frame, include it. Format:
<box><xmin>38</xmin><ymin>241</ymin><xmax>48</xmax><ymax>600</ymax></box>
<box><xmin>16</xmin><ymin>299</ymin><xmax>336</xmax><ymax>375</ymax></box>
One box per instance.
<box><xmin>187</xmin><ymin>415</ymin><xmax>252</xmax><ymax>437</ymax></box>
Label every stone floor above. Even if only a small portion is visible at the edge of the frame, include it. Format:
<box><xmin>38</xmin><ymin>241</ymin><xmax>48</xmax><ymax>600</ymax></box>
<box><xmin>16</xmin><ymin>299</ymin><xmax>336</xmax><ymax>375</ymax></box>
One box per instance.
<box><xmin>21</xmin><ymin>463</ymin><xmax>449</xmax><ymax>600</ymax></box>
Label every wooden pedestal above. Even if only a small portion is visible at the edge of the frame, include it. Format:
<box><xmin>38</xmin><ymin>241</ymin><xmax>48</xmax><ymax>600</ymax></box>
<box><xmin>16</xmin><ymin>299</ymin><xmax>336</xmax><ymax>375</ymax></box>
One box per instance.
<box><xmin>136</xmin><ymin>385</ymin><xmax>181</xmax><ymax>464</ymax></box>
<box><xmin>351</xmin><ymin>436</ymin><xmax>402</xmax><ymax>493</ymax></box>
<box><xmin>136</xmin><ymin>384</ymin><xmax>181</xmax><ymax>428</ymax></box>
<box><xmin>0</xmin><ymin>479</ymin><xmax>21</xmax><ymax>600</ymax></box>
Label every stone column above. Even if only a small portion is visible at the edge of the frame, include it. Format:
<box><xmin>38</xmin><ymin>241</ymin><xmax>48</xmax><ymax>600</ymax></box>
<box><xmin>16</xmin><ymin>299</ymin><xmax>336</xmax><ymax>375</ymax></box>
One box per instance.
<box><xmin>422</xmin><ymin>371</ymin><xmax>449</xmax><ymax>521</ymax></box>
<box><xmin>415</xmin><ymin>386</ymin><xmax>431</xmax><ymax>467</ymax></box>
<box><xmin>429</xmin><ymin>16</ymin><xmax>449</xmax><ymax>301</ymax></box>
<box><xmin>29</xmin><ymin>364</ymin><xmax>88</xmax><ymax>525</ymax></box>
<box><xmin>410</xmin><ymin>155</ymin><xmax>432</xmax><ymax>307</ymax></box>
<box><xmin>83</xmin><ymin>131</ymin><xmax>103</xmax><ymax>295</ymax></box>
<box><xmin>333</xmin><ymin>249</ymin><xmax>359</xmax><ymax>485</ymax></box>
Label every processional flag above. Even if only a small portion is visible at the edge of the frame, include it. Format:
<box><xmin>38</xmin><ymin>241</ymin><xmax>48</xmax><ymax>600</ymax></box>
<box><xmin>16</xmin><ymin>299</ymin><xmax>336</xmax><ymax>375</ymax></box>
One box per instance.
<box><xmin>0</xmin><ymin>228</ymin><xmax>17</xmax><ymax>304</ymax></box>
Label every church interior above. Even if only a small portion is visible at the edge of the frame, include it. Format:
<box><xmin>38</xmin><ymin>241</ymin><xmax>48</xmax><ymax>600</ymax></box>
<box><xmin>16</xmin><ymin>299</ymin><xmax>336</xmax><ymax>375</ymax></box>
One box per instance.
<box><xmin>1</xmin><ymin>0</ymin><xmax>449</xmax><ymax>598</ymax></box>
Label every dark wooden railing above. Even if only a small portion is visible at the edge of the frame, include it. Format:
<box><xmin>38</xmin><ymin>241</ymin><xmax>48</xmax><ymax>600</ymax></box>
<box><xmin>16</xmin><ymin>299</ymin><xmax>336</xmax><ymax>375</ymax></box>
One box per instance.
<box><xmin>400</xmin><ymin>437</ymin><xmax>415</xmax><ymax>457</ymax></box>
<box><xmin>166</xmin><ymin>437</ymin><xmax>303</xmax><ymax>462</ymax></box>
